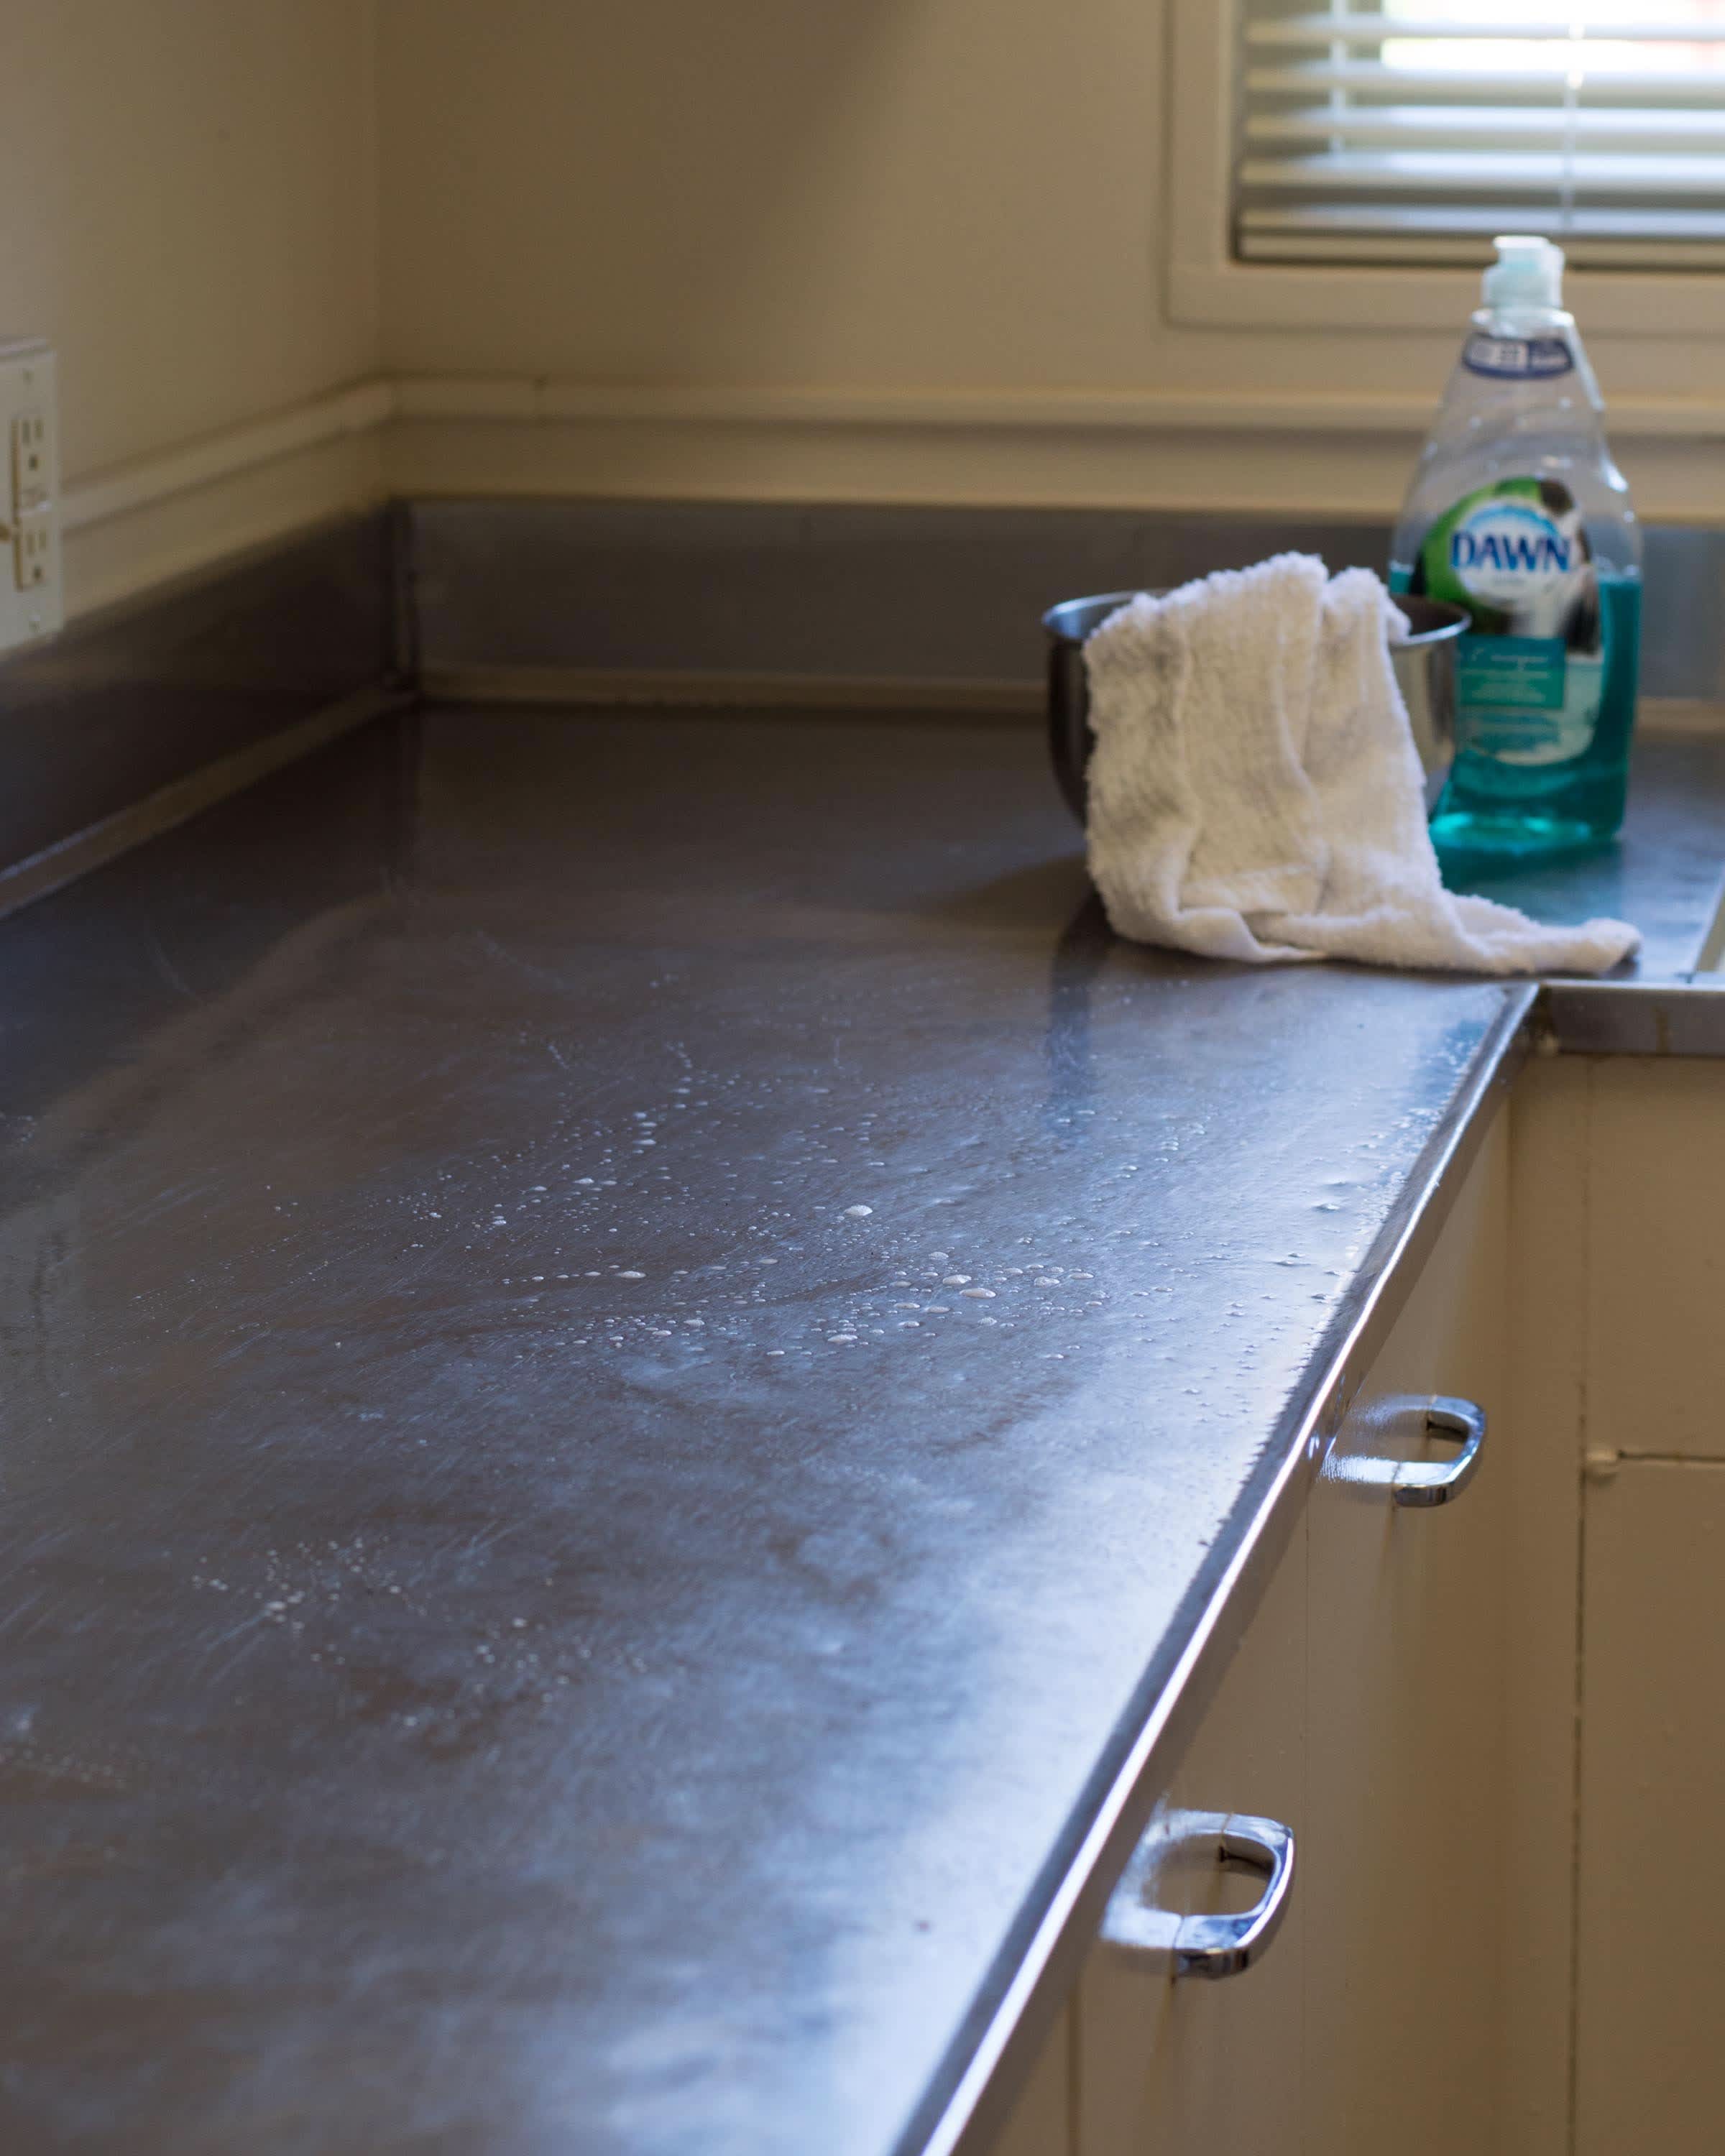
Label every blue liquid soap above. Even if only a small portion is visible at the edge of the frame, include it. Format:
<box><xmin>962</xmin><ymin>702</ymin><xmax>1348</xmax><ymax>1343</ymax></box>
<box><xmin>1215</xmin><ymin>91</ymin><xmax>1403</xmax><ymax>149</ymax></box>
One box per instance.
<box><xmin>1390</xmin><ymin>236</ymin><xmax>1642</xmax><ymax>862</ymax></box>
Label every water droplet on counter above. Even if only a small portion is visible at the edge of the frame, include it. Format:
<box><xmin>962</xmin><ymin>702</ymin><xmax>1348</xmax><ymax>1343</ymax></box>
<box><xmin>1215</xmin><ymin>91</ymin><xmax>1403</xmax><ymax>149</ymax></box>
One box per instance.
<box><xmin>843</xmin><ymin>1205</ymin><xmax>874</xmax><ymax>1219</ymax></box>
<box><xmin>961</xmin><ymin>1289</ymin><xmax>996</xmax><ymax>1300</ymax></box>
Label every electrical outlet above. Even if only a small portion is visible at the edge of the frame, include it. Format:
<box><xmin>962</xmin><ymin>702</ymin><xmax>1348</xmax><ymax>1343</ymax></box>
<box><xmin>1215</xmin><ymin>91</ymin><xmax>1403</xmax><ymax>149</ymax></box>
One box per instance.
<box><xmin>13</xmin><ymin>410</ymin><xmax>50</xmax><ymax>511</ymax></box>
<box><xmin>14</xmin><ymin>512</ymin><xmax>52</xmax><ymax>590</ymax></box>
<box><xmin>0</xmin><ymin>341</ymin><xmax>61</xmax><ymax>653</ymax></box>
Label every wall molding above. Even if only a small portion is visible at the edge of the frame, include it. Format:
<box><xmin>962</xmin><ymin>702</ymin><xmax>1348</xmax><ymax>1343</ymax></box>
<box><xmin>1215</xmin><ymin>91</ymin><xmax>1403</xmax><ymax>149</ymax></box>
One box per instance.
<box><xmin>51</xmin><ymin>369</ymin><xmax>1725</xmax><ymax>621</ymax></box>
<box><xmin>390</xmin><ymin>374</ymin><xmax>1725</xmax><ymax>443</ymax></box>
<box><xmin>60</xmin><ymin>379</ymin><xmax>396</xmax><ymax>619</ymax></box>
<box><xmin>62</xmin><ymin>379</ymin><xmax>396</xmax><ymax>536</ymax></box>
<box><xmin>385</xmin><ymin>374</ymin><xmax>1725</xmax><ymax>525</ymax></box>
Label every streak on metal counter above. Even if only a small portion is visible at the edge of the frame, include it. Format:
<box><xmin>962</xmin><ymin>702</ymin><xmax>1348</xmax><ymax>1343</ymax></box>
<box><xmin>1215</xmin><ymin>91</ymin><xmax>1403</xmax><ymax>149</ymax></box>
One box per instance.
<box><xmin>0</xmin><ymin>706</ymin><xmax>1639</xmax><ymax>2154</ymax></box>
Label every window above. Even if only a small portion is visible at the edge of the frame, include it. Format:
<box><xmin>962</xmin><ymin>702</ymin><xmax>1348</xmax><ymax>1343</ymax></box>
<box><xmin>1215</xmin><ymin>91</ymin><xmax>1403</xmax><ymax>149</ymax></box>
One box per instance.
<box><xmin>1166</xmin><ymin>0</ymin><xmax>1725</xmax><ymax>332</ymax></box>
<box><xmin>1236</xmin><ymin>4</ymin><xmax>1725</xmax><ymax>270</ymax></box>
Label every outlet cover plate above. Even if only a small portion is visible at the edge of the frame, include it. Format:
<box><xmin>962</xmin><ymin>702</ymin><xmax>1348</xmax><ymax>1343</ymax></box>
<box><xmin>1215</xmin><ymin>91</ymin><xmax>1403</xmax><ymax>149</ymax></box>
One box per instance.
<box><xmin>0</xmin><ymin>339</ymin><xmax>62</xmax><ymax>655</ymax></box>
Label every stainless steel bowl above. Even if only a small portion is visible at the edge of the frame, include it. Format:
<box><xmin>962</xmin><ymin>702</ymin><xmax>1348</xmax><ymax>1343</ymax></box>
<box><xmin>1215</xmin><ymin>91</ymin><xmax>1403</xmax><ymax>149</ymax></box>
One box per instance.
<box><xmin>1042</xmin><ymin>589</ymin><xmax>1470</xmax><ymax>822</ymax></box>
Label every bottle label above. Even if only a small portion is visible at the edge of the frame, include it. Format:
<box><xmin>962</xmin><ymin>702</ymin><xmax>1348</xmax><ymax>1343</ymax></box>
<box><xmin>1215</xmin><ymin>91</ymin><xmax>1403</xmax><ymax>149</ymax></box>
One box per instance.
<box><xmin>1409</xmin><ymin>476</ymin><xmax>1606</xmax><ymax>768</ymax></box>
<box><xmin>1462</xmin><ymin>334</ymin><xmax>1576</xmax><ymax>380</ymax></box>
<box><xmin>1456</xmin><ymin>635</ymin><xmax>1565</xmax><ymax>713</ymax></box>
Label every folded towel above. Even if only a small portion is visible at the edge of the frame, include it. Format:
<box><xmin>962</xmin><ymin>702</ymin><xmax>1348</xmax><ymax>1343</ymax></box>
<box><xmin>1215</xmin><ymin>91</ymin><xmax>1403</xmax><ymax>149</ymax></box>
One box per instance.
<box><xmin>1083</xmin><ymin>554</ymin><xmax>1639</xmax><ymax>977</ymax></box>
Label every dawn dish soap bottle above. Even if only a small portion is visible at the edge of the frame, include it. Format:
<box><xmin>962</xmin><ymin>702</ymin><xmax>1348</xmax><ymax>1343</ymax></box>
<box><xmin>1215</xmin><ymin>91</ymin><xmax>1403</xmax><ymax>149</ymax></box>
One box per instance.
<box><xmin>1391</xmin><ymin>234</ymin><xmax>1641</xmax><ymax>860</ymax></box>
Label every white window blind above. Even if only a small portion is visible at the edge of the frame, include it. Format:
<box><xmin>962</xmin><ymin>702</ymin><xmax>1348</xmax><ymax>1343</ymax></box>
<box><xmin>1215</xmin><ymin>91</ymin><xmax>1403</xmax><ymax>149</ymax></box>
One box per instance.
<box><xmin>1236</xmin><ymin>4</ymin><xmax>1725</xmax><ymax>269</ymax></box>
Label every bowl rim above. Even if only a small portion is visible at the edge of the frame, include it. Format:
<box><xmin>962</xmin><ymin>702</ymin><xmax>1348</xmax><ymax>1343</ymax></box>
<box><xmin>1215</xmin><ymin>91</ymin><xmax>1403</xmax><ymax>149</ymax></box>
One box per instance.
<box><xmin>1042</xmin><ymin>588</ymin><xmax>1470</xmax><ymax>648</ymax></box>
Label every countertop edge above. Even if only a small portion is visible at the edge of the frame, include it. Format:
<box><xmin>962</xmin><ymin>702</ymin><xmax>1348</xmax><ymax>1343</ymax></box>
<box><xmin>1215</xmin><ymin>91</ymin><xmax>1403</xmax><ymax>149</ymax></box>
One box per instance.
<box><xmin>1542</xmin><ymin>976</ymin><xmax>1725</xmax><ymax>1054</ymax></box>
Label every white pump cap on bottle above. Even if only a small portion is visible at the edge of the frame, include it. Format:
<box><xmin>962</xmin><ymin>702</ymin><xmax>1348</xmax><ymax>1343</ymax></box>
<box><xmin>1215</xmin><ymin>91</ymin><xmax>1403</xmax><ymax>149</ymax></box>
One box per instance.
<box><xmin>1482</xmin><ymin>234</ymin><xmax>1565</xmax><ymax>310</ymax></box>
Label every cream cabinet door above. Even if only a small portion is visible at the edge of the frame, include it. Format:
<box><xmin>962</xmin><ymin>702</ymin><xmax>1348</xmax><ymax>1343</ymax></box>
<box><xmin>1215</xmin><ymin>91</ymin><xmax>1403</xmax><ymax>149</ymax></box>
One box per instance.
<box><xmin>1302</xmin><ymin>1115</ymin><xmax>1511</xmax><ymax>2156</ymax></box>
<box><xmin>1564</xmin><ymin>1059</ymin><xmax>1725</xmax><ymax>2155</ymax></box>
<box><xmin>1575</xmin><ymin>1457</ymin><xmax>1725</xmax><ymax>2156</ymax></box>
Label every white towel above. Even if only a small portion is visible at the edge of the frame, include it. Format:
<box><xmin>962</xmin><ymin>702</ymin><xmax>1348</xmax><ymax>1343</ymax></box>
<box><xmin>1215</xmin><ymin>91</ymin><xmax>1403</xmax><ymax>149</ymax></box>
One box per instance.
<box><xmin>1083</xmin><ymin>554</ymin><xmax>1639</xmax><ymax>977</ymax></box>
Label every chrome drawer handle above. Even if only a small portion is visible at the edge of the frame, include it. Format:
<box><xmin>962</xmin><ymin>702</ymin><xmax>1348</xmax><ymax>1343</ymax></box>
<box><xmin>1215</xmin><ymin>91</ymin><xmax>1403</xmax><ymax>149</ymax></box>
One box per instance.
<box><xmin>1391</xmin><ymin>1396</ymin><xmax>1486</xmax><ymax>1507</ymax></box>
<box><xmin>1325</xmin><ymin>1394</ymin><xmax>1488</xmax><ymax>1508</ymax></box>
<box><xmin>1100</xmin><ymin>1809</ymin><xmax>1296</xmax><ymax>1981</ymax></box>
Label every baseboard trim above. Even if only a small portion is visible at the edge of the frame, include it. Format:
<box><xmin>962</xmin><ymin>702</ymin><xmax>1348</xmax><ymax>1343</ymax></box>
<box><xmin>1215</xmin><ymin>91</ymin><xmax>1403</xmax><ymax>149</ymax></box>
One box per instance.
<box><xmin>390</xmin><ymin>374</ymin><xmax>1725</xmax><ymax>442</ymax></box>
<box><xmin>388</xmin><ymin>419</ymin><xmax>1725</xmax><ymax>528</ymax></box>
<box><xmin>63</xmin><ymin>382</ymin><xmax>397</xmax><ymax>536</ymax></box>
<box><xmin>61</xmin><ymin>382</ymin><xmax>397</xmax><ymax>619</ymax></box>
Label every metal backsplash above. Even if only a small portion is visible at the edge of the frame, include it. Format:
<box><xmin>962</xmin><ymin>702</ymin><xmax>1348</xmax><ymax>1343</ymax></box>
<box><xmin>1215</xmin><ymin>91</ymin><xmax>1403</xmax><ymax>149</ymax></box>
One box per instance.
<box><xmin>2</xmin><ymin>496</ymin><xmax>1717</xmax><ymax>909</ymax></box>
<box><xmin>407</xmin><ymin>498</ymin><xmax>1725</xmax><ymax>708</ymax></box>
<box><xmin>0</xmin><ymin>510</ymin><xmax>405</xmax><ymax>908</ymax></box>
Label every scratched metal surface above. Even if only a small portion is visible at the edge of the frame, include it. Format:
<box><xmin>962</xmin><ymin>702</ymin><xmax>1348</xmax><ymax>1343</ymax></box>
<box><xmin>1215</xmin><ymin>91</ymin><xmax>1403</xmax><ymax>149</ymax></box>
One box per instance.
<box><xmin>0</xmin><ymin>706</ymin><xmax>1641</xmax><ymax>2155</ymax></box>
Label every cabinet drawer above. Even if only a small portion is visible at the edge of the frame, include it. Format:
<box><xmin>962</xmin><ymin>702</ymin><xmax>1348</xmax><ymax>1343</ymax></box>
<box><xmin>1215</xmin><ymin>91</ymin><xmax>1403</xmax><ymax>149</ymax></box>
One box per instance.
<box><xmin>1074</xmin><ymin>1510</ymin><xmax>1308</xmax><ymax>2156</ymax></box>
<box><xmin>985</xmin><ymin>1112</ymin><xmax>1509</xmax><ymax>2156</ymax></box>
<box><xmin>1304</xmin><ymin>1112</ymin><xmax>1509</xmax><ymax>2156</ymax></box>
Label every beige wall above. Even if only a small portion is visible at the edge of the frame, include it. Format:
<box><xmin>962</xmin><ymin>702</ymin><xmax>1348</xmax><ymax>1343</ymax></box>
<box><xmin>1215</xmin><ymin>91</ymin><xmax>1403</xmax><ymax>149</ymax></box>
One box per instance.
<box><xmin>3</xmin><ymin>0</ymin><xmax>383</xmax><ymax>612</ymax></box>
<box><xmin>374</xmin><ymin>0</ymin><xmax>1451</xmax><ymax>400</ymax></box>
<box><xmin>373</xmin><ymin>0</ymin><xmax>1725</xmax><ymax>520</ymax></box>
<box><xmin>17</xmin><ymin>0</ymin><xmax>1725</xmax><ymax>611</ymax></box>
<box><xmin>377</xmin><ymin>0</ymin><xmax>1183</xmax><ymax>392</ymax></box>
<box><xmin>5</xmin><ymin>0</ymin><xmax>378</xmax><ymax>482</ymax></box>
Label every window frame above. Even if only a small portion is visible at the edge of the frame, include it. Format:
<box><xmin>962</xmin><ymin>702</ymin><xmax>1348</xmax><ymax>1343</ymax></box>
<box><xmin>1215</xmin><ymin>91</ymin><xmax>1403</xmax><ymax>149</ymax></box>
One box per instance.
<box><xmin>1167</xmin><ymin>0</ymin><xmax>1725</xmax><ymax>336</ymax></box>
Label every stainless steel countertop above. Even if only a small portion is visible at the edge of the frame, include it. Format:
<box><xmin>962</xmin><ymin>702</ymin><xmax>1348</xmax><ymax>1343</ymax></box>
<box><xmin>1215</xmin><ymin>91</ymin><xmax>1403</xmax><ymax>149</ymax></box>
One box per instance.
<box><xmin>0</xmin><ymin>709</ymin><xmax>1719</xmax><ymax>2156</ymax></box>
